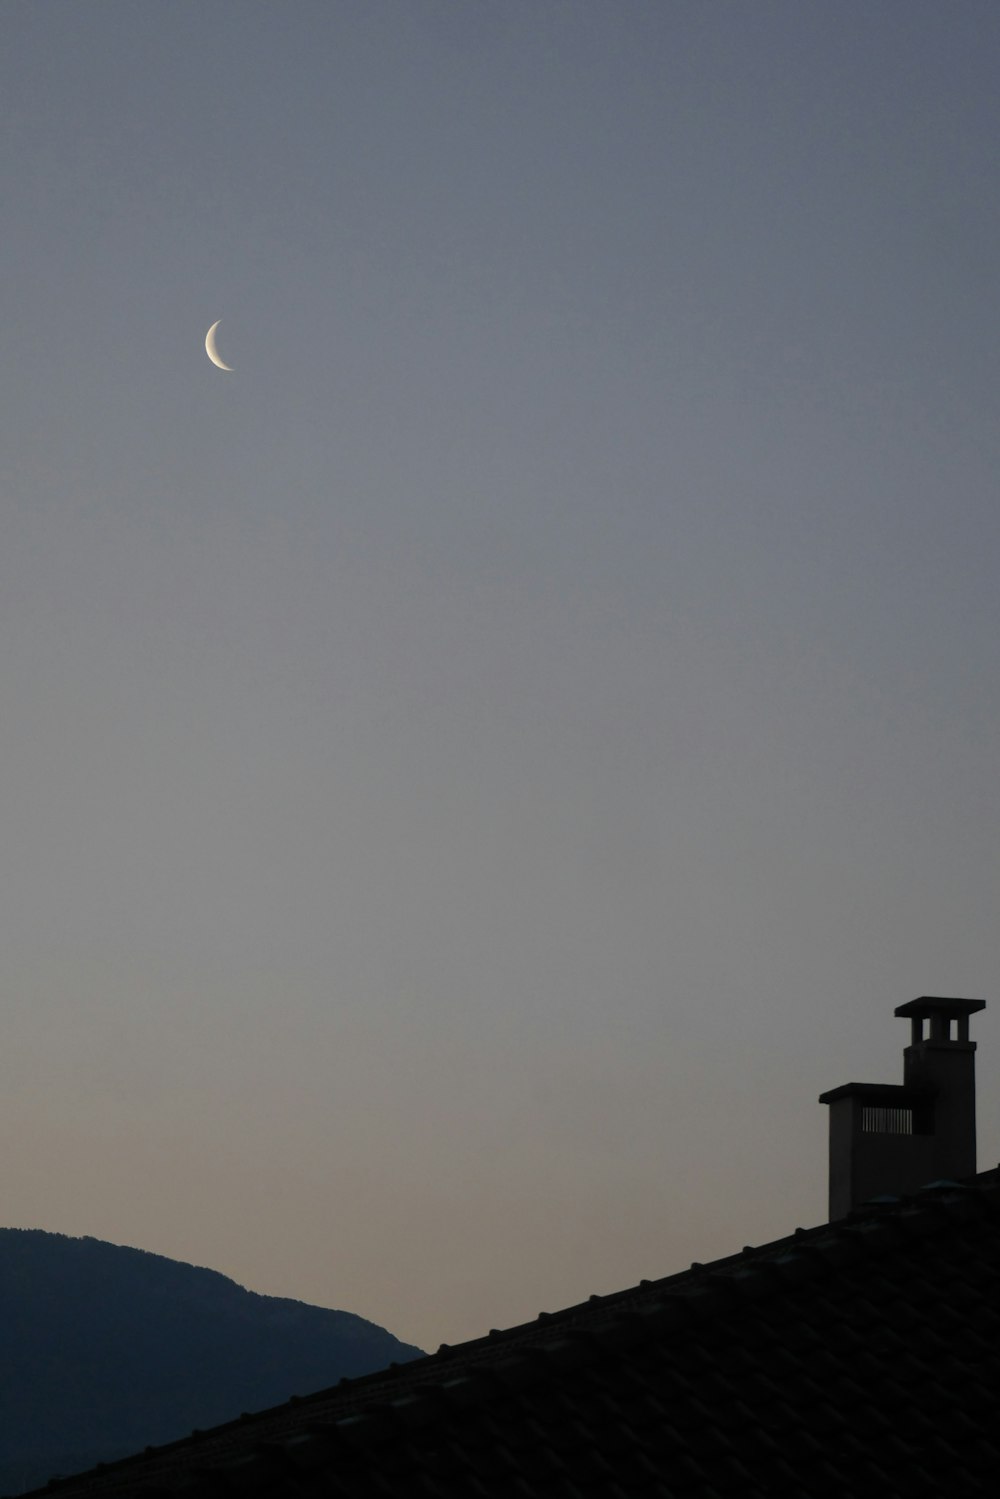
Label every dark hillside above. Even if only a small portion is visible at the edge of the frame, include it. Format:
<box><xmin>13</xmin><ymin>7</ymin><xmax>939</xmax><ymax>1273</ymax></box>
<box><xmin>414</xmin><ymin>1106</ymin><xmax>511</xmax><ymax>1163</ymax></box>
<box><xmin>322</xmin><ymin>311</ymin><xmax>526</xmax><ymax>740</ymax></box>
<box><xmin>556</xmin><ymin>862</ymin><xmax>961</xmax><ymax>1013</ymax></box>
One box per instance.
<box><xmin>0</xmin><ymin>1228</ymin><xmax>422</xmax><ymax>1495</ymax></box>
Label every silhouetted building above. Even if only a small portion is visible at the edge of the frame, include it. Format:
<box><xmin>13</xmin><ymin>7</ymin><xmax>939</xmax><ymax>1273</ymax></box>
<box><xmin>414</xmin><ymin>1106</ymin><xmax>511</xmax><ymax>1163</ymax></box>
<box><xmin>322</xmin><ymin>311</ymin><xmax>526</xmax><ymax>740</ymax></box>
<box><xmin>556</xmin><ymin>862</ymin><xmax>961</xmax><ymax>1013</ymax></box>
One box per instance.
<box><xmin>19</xmin><ymin>996</ymin><xmax>1000</xmax><ymax>1498</ymax></box>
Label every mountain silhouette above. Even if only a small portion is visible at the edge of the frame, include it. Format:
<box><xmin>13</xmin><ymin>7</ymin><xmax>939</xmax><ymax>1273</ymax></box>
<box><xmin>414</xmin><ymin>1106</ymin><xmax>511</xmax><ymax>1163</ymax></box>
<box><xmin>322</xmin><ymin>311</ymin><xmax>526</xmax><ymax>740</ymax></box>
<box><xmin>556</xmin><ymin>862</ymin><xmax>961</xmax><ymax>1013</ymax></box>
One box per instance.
<box><xmin>0</xmin><ymin>1228</ymin><xmax>422</xmax><ymax>1495</ymax></box>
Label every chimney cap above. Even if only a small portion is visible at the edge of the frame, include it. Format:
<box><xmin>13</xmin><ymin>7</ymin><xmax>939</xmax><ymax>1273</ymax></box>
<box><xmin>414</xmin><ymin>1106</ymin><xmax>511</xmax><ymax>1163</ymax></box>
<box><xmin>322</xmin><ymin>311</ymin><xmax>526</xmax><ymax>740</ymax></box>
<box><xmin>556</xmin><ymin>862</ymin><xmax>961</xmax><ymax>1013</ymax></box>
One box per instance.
<box><xmin>894</xmin><ymin>996</ymin><xmax>986</xmax><ymax>1019</ymax></box>
<box><xmin>818</xmin><ymin>1081</ymin><xmax>929</xmax><ymax>1107</ymax></box>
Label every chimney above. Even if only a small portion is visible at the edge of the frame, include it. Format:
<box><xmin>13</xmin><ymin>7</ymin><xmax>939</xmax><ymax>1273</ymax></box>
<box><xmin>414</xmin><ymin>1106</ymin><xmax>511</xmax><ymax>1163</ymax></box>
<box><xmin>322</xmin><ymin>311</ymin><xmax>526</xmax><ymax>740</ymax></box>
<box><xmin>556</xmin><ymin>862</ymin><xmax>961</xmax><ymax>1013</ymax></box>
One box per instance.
<box><xmin>818</xmin><ymin>995</ymin><xmax>986</xmax><ymax>1220</ymax></box>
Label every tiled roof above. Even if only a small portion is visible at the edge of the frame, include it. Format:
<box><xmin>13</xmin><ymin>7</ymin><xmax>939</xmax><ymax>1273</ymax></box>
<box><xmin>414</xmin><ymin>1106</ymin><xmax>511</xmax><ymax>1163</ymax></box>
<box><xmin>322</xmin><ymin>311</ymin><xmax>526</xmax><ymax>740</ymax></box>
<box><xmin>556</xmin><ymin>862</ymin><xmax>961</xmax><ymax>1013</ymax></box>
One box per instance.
<box><xmin>23</xmin><ymin>1170</ymin><xmax>1000</xmax><ymax>1497</ymax></box>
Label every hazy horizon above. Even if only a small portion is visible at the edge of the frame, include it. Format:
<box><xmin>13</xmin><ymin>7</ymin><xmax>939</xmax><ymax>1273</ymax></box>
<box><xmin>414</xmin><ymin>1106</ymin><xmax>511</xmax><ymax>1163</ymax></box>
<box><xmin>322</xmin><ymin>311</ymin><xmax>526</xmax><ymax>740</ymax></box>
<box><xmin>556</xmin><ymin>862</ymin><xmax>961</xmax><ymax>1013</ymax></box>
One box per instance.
<box><xmin>3</xmin><ymin>1</ymin><xmax>999</xmax><ymax>1352</ymax></box>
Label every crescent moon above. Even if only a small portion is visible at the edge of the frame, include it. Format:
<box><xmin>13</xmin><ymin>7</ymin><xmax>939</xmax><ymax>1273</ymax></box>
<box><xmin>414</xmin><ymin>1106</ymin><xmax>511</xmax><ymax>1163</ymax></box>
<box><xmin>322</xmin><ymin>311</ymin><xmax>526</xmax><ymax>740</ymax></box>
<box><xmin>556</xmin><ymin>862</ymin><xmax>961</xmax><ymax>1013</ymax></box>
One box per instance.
<box><xmin>205</xmin><ymin>320</ymin><xmax>234</xmax><ymax>372</ymax></box>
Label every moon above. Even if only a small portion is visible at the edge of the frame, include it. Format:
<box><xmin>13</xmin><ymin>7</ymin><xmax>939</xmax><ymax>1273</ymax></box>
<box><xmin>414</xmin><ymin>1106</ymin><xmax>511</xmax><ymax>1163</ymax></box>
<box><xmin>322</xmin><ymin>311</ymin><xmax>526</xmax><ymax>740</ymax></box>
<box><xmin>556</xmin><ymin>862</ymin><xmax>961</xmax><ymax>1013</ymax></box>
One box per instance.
<box><xmin>205</xmin><ymin>320</ymin><xmax>233</xmax><ymax>372</ymax></box>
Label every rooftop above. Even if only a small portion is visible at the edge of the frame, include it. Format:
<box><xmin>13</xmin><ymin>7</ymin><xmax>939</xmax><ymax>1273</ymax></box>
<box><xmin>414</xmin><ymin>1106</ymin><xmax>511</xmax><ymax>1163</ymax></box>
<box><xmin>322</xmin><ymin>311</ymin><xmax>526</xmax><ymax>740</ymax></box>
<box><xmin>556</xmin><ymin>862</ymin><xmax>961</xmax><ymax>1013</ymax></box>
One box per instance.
<box><xmin>24</xmin><ymin>1167</ymin><xmax>1000</xmax><ymax>1498</ymax></box>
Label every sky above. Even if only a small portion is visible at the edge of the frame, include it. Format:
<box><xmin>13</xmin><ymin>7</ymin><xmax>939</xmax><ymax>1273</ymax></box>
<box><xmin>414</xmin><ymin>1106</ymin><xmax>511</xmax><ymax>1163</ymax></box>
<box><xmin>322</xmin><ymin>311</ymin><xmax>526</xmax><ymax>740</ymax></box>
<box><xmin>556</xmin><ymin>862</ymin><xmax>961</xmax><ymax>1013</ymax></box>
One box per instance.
<box><xmin>2</xmin><ymin>0</ymin><xmax>999</xmax><ymax>1355</ymax></box>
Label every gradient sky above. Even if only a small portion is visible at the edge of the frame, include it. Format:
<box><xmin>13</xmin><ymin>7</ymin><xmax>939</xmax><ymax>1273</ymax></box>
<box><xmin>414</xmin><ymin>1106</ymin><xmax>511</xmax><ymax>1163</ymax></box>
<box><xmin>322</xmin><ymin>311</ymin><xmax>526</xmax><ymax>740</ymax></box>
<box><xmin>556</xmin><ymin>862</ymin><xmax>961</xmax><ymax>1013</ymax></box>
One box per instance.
<box><xmin>2</xmin><ymin>0</ymin><xmax>999</xmax><ymax>1354</ymax></box>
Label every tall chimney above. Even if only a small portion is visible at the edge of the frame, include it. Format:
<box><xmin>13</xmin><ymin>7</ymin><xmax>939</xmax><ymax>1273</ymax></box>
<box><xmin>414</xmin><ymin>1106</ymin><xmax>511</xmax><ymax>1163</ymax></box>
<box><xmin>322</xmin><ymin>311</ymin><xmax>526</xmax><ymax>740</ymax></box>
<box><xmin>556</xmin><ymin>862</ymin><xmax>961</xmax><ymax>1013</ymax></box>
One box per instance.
<box><xmin>819</xmin><ymin>995</ymin><xmax>986</xmax><ymax>1220</ymax></box>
